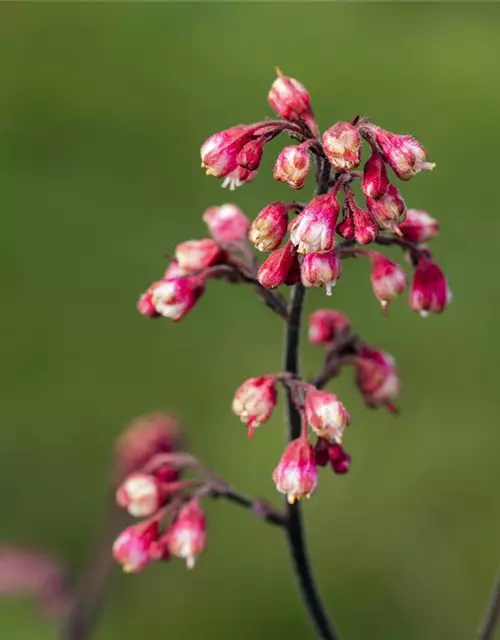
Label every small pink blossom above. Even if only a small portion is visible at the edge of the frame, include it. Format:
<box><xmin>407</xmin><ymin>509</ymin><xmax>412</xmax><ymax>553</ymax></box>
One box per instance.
<box><xmin>363</xmin><ymin>124</ymin><xmax>435</xmax><ymax>180</ymax></box>
<box><xmin>249</xmin><ymin>202</ymin><xmax>289</xmax><ymax>252</ymax></box>
<box><xmin>203</xmin><ymin>204</ymin><xmax>250</xmax><ymax>244</ymax></box>
<box><xmin>268</xmin><ymin>68</ymin><xmax>317</xmax><ymax>134</ymax></box>
<box><xmin>112</xmin><ymin>521</ymin><xmax>158</xmax><ymax>573</ymax></box>
<box><xmin>232</xmin><ymin>375</ymin><xmax>277</xmax><ymax>437</ymax></box>
<box><xmin>201</xmin><ymin>124</ymin><xmax>259</xmax><ymax>178</ymax></box>
<box><xmin>166</xmin><ymin>500</ymin><xmax>207</xmax><ymax>569</ymax></box>
<box><xmin>116</xmin><ymin>473</ymin><xmax>163</xmax><ymax>518</ymax></box>
<box><xmin>410</xmin><ymin>260</ymin><xmax>451</xmax><ymax>317</ymax></box>
<box><xmin>308</xmin><ymin>309</ymin><xmax>350</xmax><ymax>345</ymax></box>
<box><xmin>367</xmin><ymin>184</ymin><xmax>406</xmax><ymax>234</ymax></box>
<box><xmin>273</xmin><ymin>144</ymin><xmax>311</xmax><ymax>190</ymax></box>
<box><xmin>175</xmin><ymin>239</ymin><xmax>224</xmax><ymax>273</ymax></box>
<box><xmin>149</xmin><ymin>277</ymin><xmax>204</xmax><ymax>321</ymax></box>
<box><xmin>257</xmin><ymin>242</ymin><xmax>299</xmax><ymax>289</ymax></box>
<box><xmin>362</xmin><ymin>147</ymin><xmax>389</xmax><ymax>199</ymax></box>
<box><xmin>399</xmin><ymin>209</ymin><xmax>439</xmax><ymax>244</ymax></box>
<box><xmin>322</xmin><ymin>122</ymin><xmax>361</xmax><ymax>172</ymax></box>
<box><xmin>301</xmin><ymin>250</ymin><xmax>341</xmax><ymax>295</ymax></box>
<box><xmin>355</xmin><ymin>346</ymin><xmax>401</xmax><ymax>410</ymax></box>
<box><xmin>272</xmin><ymin>437</ymin><xmax>318</xmax><ymax>504</ymax></box>
<box><xmin>305</xmin><ymin>387</ymin><xmax>351</xmax><ymax>443</ymax></box>
<box><xmin>369</xmin><ymin>252</ymin><xmax>407</xmax><ymax>312</ymax></box>
<box><xmin>289</xmin><ymin>193</ymin><xmax>339</xmax><ymax>254</ymax></box>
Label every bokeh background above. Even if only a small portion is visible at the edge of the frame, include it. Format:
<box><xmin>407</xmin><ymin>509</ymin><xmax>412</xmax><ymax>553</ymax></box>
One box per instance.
<box><xmin>1</xmin><ymin>3</ymin><xmax>500</xmax><ymax>639</ymax></box>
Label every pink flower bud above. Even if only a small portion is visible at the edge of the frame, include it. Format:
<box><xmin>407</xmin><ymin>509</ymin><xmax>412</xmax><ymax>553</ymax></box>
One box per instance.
<box><xmin>305</xmin><ymin>387</ymin><xmax>351</xmax><ymax>443</ymax></box>
<box><xmin>164</xmin><ymin>260</ymin><xmax>187</xmax><ymax>280</ymax></box>
<box><xmin>137</xmin><ymin>290</ymin><xmax>159</xmax><ymax>317</ymax></box>
<box><xmin>352</xmin><ymin>205</ymin><xmax>379</xmax><ymax>245</ymax></box>
<box><xmin>232</xmin><ymin>375</ymin><xmax>277</xmax><ymax>437</ymax></box>
<box><xmin>367</xmin><ymin>184</ymin><xmax>406</xmax><ymax>234</ymax></box>
<box><xmin>364</xmin><ymin>125</ymin><xmax>435</xmax><ymax>180</ymax></box>
<box><xmin>112</xmin><ymin>521</ymin><xmax>158</xmax><ymax>573</ymax></box>
<box><xmin>314</xmin><ymin>437</ymin><xmax>330</xmax><ymax>467</ymax></box>
<box><xmin>273</xmin><ymin>144</ymin><xmax>311</xmax><ymax>190</ymax></box>
<box><xmin>410</xmin><ymin>260</ymin><xmax>451</xmax><ymax>317</ymax></box>
<box><xmin>249</xmin><ymin>201</ymin><xmax>289</xmax><ymax>251</ymax></box>
<box><xmin>175</xmin><ymin>239</ymin><xmax>223</xmax><ymax>273</ymax></box>
<box><xmin>336</xmin><ymin>212</ymin><xmax>355</xmax><ymax>240</ymax></box>
<box><xmin>221</xmin><ymin>166</ymin><xmax>257</xmax><ymax>191</ymax></box>
<box><xmin>369</xmin><ymin>252</ymin><xmax>407</xmax><ymax>312</ymax></box>
<box><xmin>322</xmin><ymin>122</ymin><xmax>361</xmax><ymax>172</ymax></box>
<box><xmin>166</xmin><ymin>500</ymin><xmax>207</xmax><ymax>569</ymax></box>
<box><xmin>308</xmin><ymin>309</ymin><xmax>350</xmax><ymax>345</ymax></box>
<box><xmin>257</xmin><ymin>242</ymin><xmax>299</xmax><ymax>289</ymax></box>
<box><xmin>328</xmin><ymin>443</ymin><xmax>351</xmax><ymax>475</ymax></box>
<box><xmin>237</xmin><ymin>138</ymin><xmax>265</xmax><ymax>171</ymax></box>
<box><xmin>201</xmin><ymin>124</ymin><xmax>261</xmax><ymax>178</ymax></box>
<box><xmin>203</xmin><ymin>204</ymin><xmax>250</xmax><ymax>244</ymax></box>
<box><xmin>362</xmin><ymin>147</ymin><xmax>389</xmax><ymax>199</ymax></box>
<box><xmin>399</xmin><ymin>209</ymin><xmax>439</xmax><ymax>244</ymax></box>
<box><xmin>289</xmin><ymin>193</ymin><xmax>339</xmax><ymax>254</ymax></box>
<box><xmin>355</xmin><ymin>346</ymin><xmax>401</xmax><ymax>410</ymax></box>
<box><xmin>272</xmin><ymin>436</ymin><xmax>318</xmax><ymax>504</ymax></box>
<box><xmin>116</xmin><ymin>473</ymin><xmax>163</xmax><ymax>518</ymax></box>
<box><xmin>268</xmin><ymin>69</ymin><xmax>317</xmax><ymax>134</ymax></box>
<box><xmin>150</xmin><ymin>277</ymin><xmax>204</xmax><ymax>321</ymax></box>
<box><xmin>301</xmin><ymin>250</ymin><xmax>342</xmax><ymax>296</ymax></box>
<box><xmin>114</xmin><ymin>412</ymin><xmax>182</xmax><ymax>480</ymax></box>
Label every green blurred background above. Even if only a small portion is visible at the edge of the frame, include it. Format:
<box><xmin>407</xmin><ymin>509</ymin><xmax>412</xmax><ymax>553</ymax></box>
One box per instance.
<box><xmin>1</xmin><ymin>3</ymin><xmax>499</xmax><ymax>639</ymax></box>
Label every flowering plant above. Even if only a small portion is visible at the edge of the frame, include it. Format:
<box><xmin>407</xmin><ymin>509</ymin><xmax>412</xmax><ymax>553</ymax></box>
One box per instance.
<box><xmin>0</xmin><ymin>69</ymin><xmax>454</xmax><ymax>640</ymax></box>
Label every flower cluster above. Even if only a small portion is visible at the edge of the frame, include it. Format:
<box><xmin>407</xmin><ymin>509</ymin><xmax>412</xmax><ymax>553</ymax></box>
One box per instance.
<box><xmin>112</xmin><ymin>414</ymin><xmax>208</xmax><ymax>572</ymax></box>
<box><xmin>130</xmin><ymin>69</ymin><xmax>449</xmax><ymax>569</ymax></box>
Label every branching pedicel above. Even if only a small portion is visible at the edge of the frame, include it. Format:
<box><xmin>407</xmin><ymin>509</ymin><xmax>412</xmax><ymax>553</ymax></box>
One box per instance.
<box><xmin>118</xmin><ymin>69</ymin><xmax>449</xmax><ymax>637</ymax></box>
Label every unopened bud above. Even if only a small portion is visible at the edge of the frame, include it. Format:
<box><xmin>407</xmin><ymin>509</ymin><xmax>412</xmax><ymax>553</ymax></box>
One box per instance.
<box><xmin>175</xmin><ymin>239</ymin><xmax>224</xmax><ymax>273</ymax></box>
<box><xmin>367</xmin><ymin>184</ymin><xmax>406</xmax><ymax>234</ymax></box>
<box><xmin>203</xmin><ymin>204</ymin><xmax>250</xmax><ymax>244</ymax></box>
<box><xmin>232</xmin><ymin>375</ymin><xmax>277</xmax><ymax>437</ymax></box>
<box><xmin>369</xmin><ymin>252</ymin><xmax>407</xmax><ymax>312</ymax></box>
<box><xmin>272</xmin><ymin>437</ymin><xmax>318</xmax><ymax>504</ymax></box>
<box><xmin>201</xmin><ymin>124</ymin><xmax>259</xmax><ymax>178</ymax></box>
<box><xmin>301</xmin><ymin>250</ymin><xmax>341</xmax><ymax>296</ymax></box>
<box><xmin>410</xmin><ymin>260</ymin><xmax>451</xmax><ymax>317</ymax></box>
<box><xmin>399</xmin><ymin>209</ymin><xmax>439</xmax><ymax>244</ymax></box>
<box><xmin>112</xmin><ymin>521</ymin><xmax>158</xmax><ymax>573</ymax></box>
<box><xmin>305</xmin><ymin>387</ymin><xmax>351</xmax><ymax>443</ymax></box>
<box><xmin>249</xmin><ymin>201</ymin><xmax>288</xmax><ymax>251</ymax></box>
<box><xmin>362</xmin><ymin>147</ymin><xmax>389</xmax><ymax>199</ymax></box>
<box><xmin>268</xmin><ymin>68</ymin><xmax>317</xmax><ymax>134</ymax></box>
<box><xmin>166</xmin><ymin>500</ymin><xmax>207</xmax><ymax>569</ymax></box>
<box><xmin>237</xmin><ymin>138</ymin><xmax>265</xmax><ymax>171</ymax></box>
<box><xmin>116</xmin><ymin>473</ymin><xmax>163</xmax><ymax>518</ymax></box>
<box><xmin>257</xmin><ymin>242</ymin><xmax>299</xmax><ymax>289</ymax></box>
<box><xmin>308</xmin><ymin>309</ymin><xmax>350</xmax><ymax>345</ymax></box>
<box><xmin>273</xmin><ymin>144</ymin><xmax>311</xmax><ymax>190</ymax></box>
<box><xmin>322</xmin><ymin>122</ymin><xmax>361</xmax><ymax>172</ymax></box>
<box><xmin>289</xmin><ymin>193</ymin><xmax>339</xmax><ymax>254</ymax></box>
<box><xmin>149</xmin><ymin>277</ymin><xmax>204</xmax><ymax>321</ymax></box>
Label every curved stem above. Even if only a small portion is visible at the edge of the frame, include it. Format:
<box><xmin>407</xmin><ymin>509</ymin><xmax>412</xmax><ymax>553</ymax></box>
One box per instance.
<box><xmin>478</xmin><ymin>566</ymin><xmax>500</xmax><ymax>639</ymax></box>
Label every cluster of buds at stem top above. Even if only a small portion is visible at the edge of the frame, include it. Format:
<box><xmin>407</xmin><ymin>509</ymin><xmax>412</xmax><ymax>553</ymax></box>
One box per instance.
<box><xmin>232</xmin><ymin>375</ymin><xmax>277</xmax><ymax>437</ymax></box>
<box><xmin>368</xmin><ymin>251</ymin><xmax>407</xmax><ymax>313</ymax></box>
<box><xmin>410</xmin><ymin>259</ymin><xmax>451</xmax><ymax>317</ymax></box>
<box><xmin>361</xmin><ymin>124</ymin><xmax>435</xmax><ymax>180</ymax></box>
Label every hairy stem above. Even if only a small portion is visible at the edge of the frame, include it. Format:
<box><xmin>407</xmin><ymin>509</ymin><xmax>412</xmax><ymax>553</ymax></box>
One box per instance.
<box><xmin>478</xmin><ymin>567</ymin><xmax>500</xmax><ymax>639</ymax></box>
<box><xmin>281</xmin><ymin>154</ymin><xmax>340</xmax><ymax>640</ymax></box>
